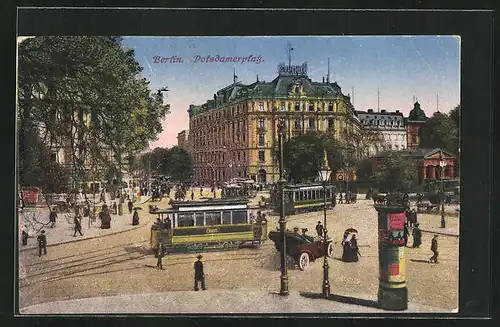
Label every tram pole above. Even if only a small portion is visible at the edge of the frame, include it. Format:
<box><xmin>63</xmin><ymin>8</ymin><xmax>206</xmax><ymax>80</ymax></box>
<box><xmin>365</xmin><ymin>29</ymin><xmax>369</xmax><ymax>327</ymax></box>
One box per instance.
<box><xmin>278</xmin><ymin>121</ymin><xmax>289</xmax><ymax>296</ymax></box>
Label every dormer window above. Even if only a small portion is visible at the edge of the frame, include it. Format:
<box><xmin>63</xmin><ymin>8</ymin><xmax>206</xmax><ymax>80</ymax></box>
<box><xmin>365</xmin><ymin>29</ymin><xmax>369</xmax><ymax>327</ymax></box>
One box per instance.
<box><xmin>259</xmin><ymin>102</ymin><xmax>264</xmax><ymax>111</ymax></box>
<box><xmin>281</xmin><ymin>102</ymin><xmax>286</xmax><ymax>111</ymax></box>
<box><xmin>308</xmin><ymin>103</ymin><xmax>314</xmax><ymax>111</ymax></box>
<box><xmin>295</xmin><ymin>102</ymin><xmax>300</xmax><ymax>111</ymax></box>
<box><xmin>328</xmin><ymin>102</ymin><xmax>333</xmax><ymax>111</ymax></box>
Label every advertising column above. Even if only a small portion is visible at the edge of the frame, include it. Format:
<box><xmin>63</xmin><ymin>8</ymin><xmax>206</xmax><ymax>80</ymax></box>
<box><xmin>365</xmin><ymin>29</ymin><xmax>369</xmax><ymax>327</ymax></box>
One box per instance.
<box><xmin>375</xmin><ymin>205</ymin><xmax>408</xmax><ymax>310</ymax></box>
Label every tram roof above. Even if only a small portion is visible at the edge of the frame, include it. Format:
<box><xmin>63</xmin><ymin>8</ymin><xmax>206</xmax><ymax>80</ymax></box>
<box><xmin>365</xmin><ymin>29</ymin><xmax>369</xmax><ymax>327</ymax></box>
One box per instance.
<box><xmin>282</xmin><ymin>183</ymin><xmax>336</xmax><ymax>190</ymax></box>
<box><xmin>170</xmin><ymin>198</ymin><xmax>249</xmax><ymax>208</ymax></box>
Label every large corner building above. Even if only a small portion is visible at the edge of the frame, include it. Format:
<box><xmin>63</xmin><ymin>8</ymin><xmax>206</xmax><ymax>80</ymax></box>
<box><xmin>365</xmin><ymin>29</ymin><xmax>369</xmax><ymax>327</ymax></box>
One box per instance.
<box><xmin>188</xmin><ymin>62</ymin><xmax>362</xmax><ymax>186</ymax></box>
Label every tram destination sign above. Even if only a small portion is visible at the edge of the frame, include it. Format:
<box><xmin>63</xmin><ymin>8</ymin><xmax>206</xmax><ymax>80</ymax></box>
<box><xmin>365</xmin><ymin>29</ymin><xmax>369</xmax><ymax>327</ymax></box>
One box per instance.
<box><xmin>278</xmin><ymin>62</ymin><xmax>308</xmax><ymax>76</ymax></box>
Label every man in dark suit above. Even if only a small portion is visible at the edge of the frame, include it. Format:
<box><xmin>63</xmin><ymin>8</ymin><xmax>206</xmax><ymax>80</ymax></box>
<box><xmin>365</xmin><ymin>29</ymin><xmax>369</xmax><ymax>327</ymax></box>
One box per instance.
<box><xmin>22</xmin><ymin>225</ymin><xmax>29</xmax><ymax>246</ymax></box>
<box><xmin>37</xmin><ymin>230</ymin><xmax>47</xmax><ymax>257</ymax></box>
<box><xmin>73</xmin><ymin>215</ymin><xmax>83</xmax><ymax>237</ymax></box>
<box><xmin>316</xmin><ymin>221</ymin><xmax>324</xmax><ymax>238</ymax></box>
<box><xmin>157</xmin><ymin>243</ymin><xmax>165</xmax><ymax>270</ymax></box>
<box><xmin>194</xmin><ymin>254</ymin><xmax>206</xmax><ymax>291</ymax></box>
<box><xmin>430</xmin><ymin>235</ymin><xmax>439</xmax><ymax>263</ymax></box>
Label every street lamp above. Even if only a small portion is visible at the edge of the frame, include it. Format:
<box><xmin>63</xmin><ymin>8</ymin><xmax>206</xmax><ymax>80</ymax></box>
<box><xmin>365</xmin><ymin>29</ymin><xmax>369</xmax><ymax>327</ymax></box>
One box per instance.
<box><xmin>439</xmin><ymin>152</ymin><xmax>446</xmax><ymax>228</ymax></box>
<box><xmin>277</xmin><ymin>120</ymin><xmax>289</xmax><ymax>296</ymax></box>
<box><xmin>207</xmin><ymin>162</ymin><xmax>216</xmax><ymax>199</ymax></box>
<box><xmin>318</xmin><ymin>149</ymin><xmax>332</xmax><ymax>298</ymax></box>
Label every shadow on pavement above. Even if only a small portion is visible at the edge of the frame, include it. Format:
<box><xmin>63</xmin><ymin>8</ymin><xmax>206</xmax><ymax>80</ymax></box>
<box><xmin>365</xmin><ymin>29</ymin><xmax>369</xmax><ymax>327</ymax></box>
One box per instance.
<box><xmin>300</xmin><ymin>292</ymin><xmax>383</xmax><ymax>309</ymax></box>
<box><xmin>124</xmin><ymin>246</ymin><xmax>153</xmax><ymax>255</ymax></box>
<box><xmin>410</xmin><ymin>259</ymin><xmax>432</xmax><ymax>264</ymax></box>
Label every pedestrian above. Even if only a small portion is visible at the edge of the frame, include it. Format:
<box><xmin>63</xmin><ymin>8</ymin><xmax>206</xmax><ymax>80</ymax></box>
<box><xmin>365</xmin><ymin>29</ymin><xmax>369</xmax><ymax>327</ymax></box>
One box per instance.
<box><xmin>37</xmin><ymin>230</ymin><xmax>47</xmax><ymax>257</ymax></box>
<box><xmin>194</xmin><ymin>254</ymin><xmax>206</xmax><ymax>291</ymax></box>
<box><xmin>127</xmin><ymin>197</ymin><xmax>133</xmax><ymax>214</ymax></box>
<box><xmin>249</xmin><ymin>212</ymin><xmax>255</xmax><ymax>224</ymax></box>
<box><xmin>157</xmin><ymin>243</ymin><xmax>165</xmax><ymax>269</ymax></box>
<box><xmin>293</xmin><ymin>227</ymin><xmax>300</xmax><ymax>234</ymax></box>
<box><xmin>412</xmin><ymin>223</ymin><xmax>422</xmax><ymax>248</ymax></box>
<box><xmin>199</xmin><ymin>187</ymin><xmax>203</xmax><ymax>197</ymax></box>
<box><xmin>403</xmin><ymin>222</ymin><xmax>409</xmax><ymax>247</ymax></box>
<box><xmin>429</xmin><ymin>234</ymin><xmax>439</xmax><ymax>263</ymax></box>
<box><xmin>191</xmin><ymin>190</ymin><xmax>194</xmax><ymax>200</ymax></box>
<box><xmin>316</xmin><ymin>221</ymin><xmax>324</xmax><ymax>237</ymax></box>
<box><xmin>350</xmin><ymin>234</ymin><xmax>360</xmax><ymax>262</ymax></box>
<box><xmin>22</xmin><ymin>225</ymin><xmax>29</xmax><ymax>246</ymax></box>
<box><xmin>73</xmin><ymin>215</ymin><xmax>83</xmax><ymax>237</ymax></box>
<box><xmin>132</xmin><ymin>208</ymin><xmax>140</xmax><ymax>225</ymax></box>
<box><xmin>49</xmin><ymin>207</ymin><xmax>58</xmax><ymax>228</ymax></box>
<box><xmin>338</xmin><ymin>193</ymin><xmax>343</xmax><ymax>204</ymax></box>
<box><xmin>112</xmin><ymin>202</ymin><xmax>117</xmax><ymax>215</ymax></box>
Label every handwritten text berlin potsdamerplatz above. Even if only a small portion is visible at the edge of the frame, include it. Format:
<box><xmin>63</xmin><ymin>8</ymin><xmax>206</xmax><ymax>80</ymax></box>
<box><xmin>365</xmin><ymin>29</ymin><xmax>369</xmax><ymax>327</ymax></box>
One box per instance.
<box><xmin>152</xmin><ymin>55</ymin><xmax>264</xmax><ymax>64</ymax></box>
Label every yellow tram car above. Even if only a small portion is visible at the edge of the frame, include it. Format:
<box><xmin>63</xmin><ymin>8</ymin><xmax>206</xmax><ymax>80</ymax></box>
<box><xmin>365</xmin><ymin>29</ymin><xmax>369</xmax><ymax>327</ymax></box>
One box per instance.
<box><xmin>150</xmin><ymin>199</ymin><xmax>267</xmax><ymax>253</ymax></box>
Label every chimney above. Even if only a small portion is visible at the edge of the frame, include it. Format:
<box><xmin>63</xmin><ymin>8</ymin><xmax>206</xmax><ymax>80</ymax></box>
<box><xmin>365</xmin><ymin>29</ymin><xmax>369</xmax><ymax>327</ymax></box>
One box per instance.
<box><xmin>396</xmin><ymin>110</ymin><xmax>400</xmax><ymax>113</ymax></box>
<box><xmin>381</xmin><ymin>109</ymin><xmax>386</xmax><ymax>113</ymax></box>
<box><xmin>367</xmin><ymin>109</ymin><xmax>374</xmax><ymax>113</ymax></box>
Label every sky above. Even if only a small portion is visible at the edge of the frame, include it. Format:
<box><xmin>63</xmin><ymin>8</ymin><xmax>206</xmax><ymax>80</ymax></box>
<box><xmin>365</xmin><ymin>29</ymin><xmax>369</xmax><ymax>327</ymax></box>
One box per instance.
<box><xmin>121</xmin><ymin>36</ymin><xmax>460</xmax><ymax>148</ymax></box>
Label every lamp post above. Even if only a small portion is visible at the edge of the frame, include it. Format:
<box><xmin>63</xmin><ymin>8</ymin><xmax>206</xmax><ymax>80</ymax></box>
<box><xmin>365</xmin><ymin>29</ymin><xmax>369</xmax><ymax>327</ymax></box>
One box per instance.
<box><xmin>277</xmin><ymin>120</ymin><xmax>289</xmax><ymax>296</ymax></box>
<box><xmin>207</xmin><ymin>162</ymin><xmax>216</xmax><ymax>199</ymax></box>
<box><xmin>439</xmin><ymin>152</ymin><xmax>446</xmax><ymax>228</ymax></box>
<box><xmin>319</xmin><ymin>149</ymin><xmax>331</xmax><ymax>298</ymax></box>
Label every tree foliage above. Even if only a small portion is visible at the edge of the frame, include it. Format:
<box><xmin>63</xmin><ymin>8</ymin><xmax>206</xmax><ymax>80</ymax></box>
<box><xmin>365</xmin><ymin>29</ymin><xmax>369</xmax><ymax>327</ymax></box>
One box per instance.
<box><xmin>18</xmin><ymin>36</ymin><xmax>169</xmax><ymax>192</ymax></box>
<box><xmin>283</xmin><ymin>131</ymin><xmax>344</xmax><ymax>183</ymax></box>
<box><xmin>419</xmin><ymin>110</ymin><xmax>458</xmax><ymax>155</ymax></box>
<box><xmin>139</xmin><ymin>146</ymin><xmax>193</xmax><ymax>184</ymax></box>
<box><xmin>373</xmin><ymin>152</ymin><xmax>417</xmax><ymax>193</ymax></box>
<box><xmin>355</xmin><ymin>157</ymin><xmax>374</xmax><ymax>180</ymax></box>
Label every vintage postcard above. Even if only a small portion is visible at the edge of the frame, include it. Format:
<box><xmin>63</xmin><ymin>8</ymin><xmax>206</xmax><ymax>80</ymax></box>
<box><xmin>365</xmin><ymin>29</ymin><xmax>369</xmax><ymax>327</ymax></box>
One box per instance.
<box><xmin>17</xmin><ymin>33</ymin><xmax>461</xmax><ymax>315</ymax></box>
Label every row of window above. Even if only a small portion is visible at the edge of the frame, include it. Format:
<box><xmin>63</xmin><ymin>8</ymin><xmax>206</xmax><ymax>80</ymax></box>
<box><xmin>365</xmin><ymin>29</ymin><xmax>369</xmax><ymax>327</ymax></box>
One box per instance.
<box><xmin>195</xmin><ymin>169</ymin><xmax>249</xmax><ymax>180</ymax></box>
<box><xmin>176</xmin><ymin>210</ymin><xmax>248</xmax><ymax>227</ymax></box>
<box><xmin>192</xmin><ymin>101</ymin><xmax>342</xmax><ymax>128</ymax></box>
<box><xmin>195</xmin><ymin>151</ymin><xmax>247</xmax><ymax>164</ymax></box>
<box><xmin>292</xmin><ymin>189</ymin><xmax>334</xmax><ymax>202</ymax></box>
<box><xmin>363</xmin><ymin>119</ymin><xmax>403</xmax><ymax>127</ymax></box>
<box><xmin>259</xmin><ymin>102</ymin><xmax>338</xmax><ymax>112</ymax></box>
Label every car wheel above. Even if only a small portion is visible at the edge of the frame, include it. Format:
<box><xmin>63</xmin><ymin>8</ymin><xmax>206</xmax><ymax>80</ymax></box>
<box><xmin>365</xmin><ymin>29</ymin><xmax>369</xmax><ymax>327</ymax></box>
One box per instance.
<box><xmin>326</xmin><ymin>242</ymin><xmax>334</xmax><ymax>257</ymax></box>
<box><xmin>298</xmin><ymin>252</ymin><xmax>310</xmax><ymax>271</ymax></box>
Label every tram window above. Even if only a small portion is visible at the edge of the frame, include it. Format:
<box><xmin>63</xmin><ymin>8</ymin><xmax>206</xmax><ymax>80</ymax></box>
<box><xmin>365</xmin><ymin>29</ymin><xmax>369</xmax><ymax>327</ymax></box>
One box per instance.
<box><xmin>195</xmin><ymin>212</ymin><xmax>204</xmax><ymax>226</ymax></box>
<box><xmin>222</xmin><ymin>211</ymin><xmax>231</xmax><ymax>224</ymax></box>
<box><xmin>205</xmin><ymin>211</ymin><xmax>221</xmax><ymax>225</ymax></box>
<box><xmin>232</xmin><ymin>211</ymin><xmax>247</xmax><ymax>224</ymax></box>
<box><xmin>178</xmin><ymin>213</ymin><xmax>194</xmax><ymax>227</ymax></box>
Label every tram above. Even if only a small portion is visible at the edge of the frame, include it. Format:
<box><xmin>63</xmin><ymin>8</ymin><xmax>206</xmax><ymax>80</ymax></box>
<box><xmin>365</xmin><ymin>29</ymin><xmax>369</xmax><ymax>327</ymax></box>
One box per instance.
<box><xmin>270</xmin><ymin>183</ymin><xmax>337</xmax><ymax>215</ymax></box>
<box><xmin>150</xmin><ymin>198</ymin><xmax>267</xmax><ymax>254</ymax></box>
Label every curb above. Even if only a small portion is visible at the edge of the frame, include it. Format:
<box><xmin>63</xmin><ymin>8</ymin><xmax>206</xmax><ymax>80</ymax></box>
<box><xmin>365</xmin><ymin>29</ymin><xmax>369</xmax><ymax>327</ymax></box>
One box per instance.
<box><xmin>419</xmin><ymin>228</ymin><xmax>459</xmax><ymax>237</ymax></box>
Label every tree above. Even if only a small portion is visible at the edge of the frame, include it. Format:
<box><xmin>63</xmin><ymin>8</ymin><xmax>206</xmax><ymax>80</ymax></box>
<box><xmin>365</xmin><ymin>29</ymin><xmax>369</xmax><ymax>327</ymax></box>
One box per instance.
<box><xmin>419</xmin><ymin>111</ymin><xmax>458</xmax><ymax>154</ymax></box>
<box><xmin>283</xmin><ymin>131</ymin><xmax>344</xmax><ymax>183</ymax></box>
<box><xmin>18</xmin><ymin>36</ymin><xmax>169</xmax><ymax>198</ymax></box>
<box><xmin>373</xmin><ymin>152</ymin><xmax>417</xmax><ymax>193</ymax></box>
<box><xmin>164</xmin><ymin>146</ymin><xmax>193</xmax><ymax>183</ymax></box>
<box><xmin>355</xmin><ymin>157</ymin><xmax>374</xmax><ymax>180</ymax></box>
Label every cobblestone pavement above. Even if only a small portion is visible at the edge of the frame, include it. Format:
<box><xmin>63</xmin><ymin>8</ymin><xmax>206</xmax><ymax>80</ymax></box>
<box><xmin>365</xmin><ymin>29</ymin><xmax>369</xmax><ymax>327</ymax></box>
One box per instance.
<box><xmin>18</xmin><ymin>197</ymin><xmax>458</xmax><ymax>313</ymax></box>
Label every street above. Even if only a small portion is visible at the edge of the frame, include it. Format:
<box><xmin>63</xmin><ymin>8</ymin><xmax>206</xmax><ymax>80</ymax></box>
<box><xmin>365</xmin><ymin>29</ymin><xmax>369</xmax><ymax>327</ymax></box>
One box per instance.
<box><xmin>19</xmin><ymin>194</ymin><xmax>458</xmax><ymax>313</ymax></box>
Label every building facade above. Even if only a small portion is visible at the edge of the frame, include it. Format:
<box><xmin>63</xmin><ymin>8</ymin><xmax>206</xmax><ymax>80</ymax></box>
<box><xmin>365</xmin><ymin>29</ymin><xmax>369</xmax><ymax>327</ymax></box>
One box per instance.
<box><xmin>356</xmin><ymin>109</ymin><xmax>407</xmax><ymax>155</ymax></box>
<box><xmin>405</xmin><ymin>101</ymin><xmax>428</xmax><ymax>150</ymax></box>
<box><xmin>370</xmin><ymin>148</ymin><xmax>456</xmax><ymax>184</ymax></box>
<box><xmin>177</xmin><ymin>130</ymin><xmax>190</xmax><ymax>150</ymax></box>
<box><xmin>189</xmin><ymin>62</ymin><xmax>362</xmax><ymax>186</ymax></box>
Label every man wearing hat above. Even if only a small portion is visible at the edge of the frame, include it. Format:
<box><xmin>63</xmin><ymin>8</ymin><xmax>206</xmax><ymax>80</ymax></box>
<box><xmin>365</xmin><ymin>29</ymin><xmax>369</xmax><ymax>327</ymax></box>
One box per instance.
<box><xmin>429</xmin><ymin>234</ymin><xmax>439</xmax><ymax>263</ymax></box>
<box><xmin>21</xmin><ymin>225</ymin><xmax>29</xmax><ymax>246</ymax></box>
<box><xmin>412</xmin><ymin>223</ymin><xmax>422</xmax><ymax>248</ymax></box>
<box><xmin>49</xmin><ymin>207</ymin><xmax>58</xmax><ymax>228</ymax></box>
<box><xmin>37</xmin><ymin>230</ymin><xmax>47</xmax><ymax>257</ymax></box>
<box><xmin>157</xmin><ymin>243</ymin><xmax>165</xmax><ymax>270</ymax></box>
<box><xmin>194</xmin><ymin>254</ymin><xmax>206</xmax><ymax>291</ymax></box>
